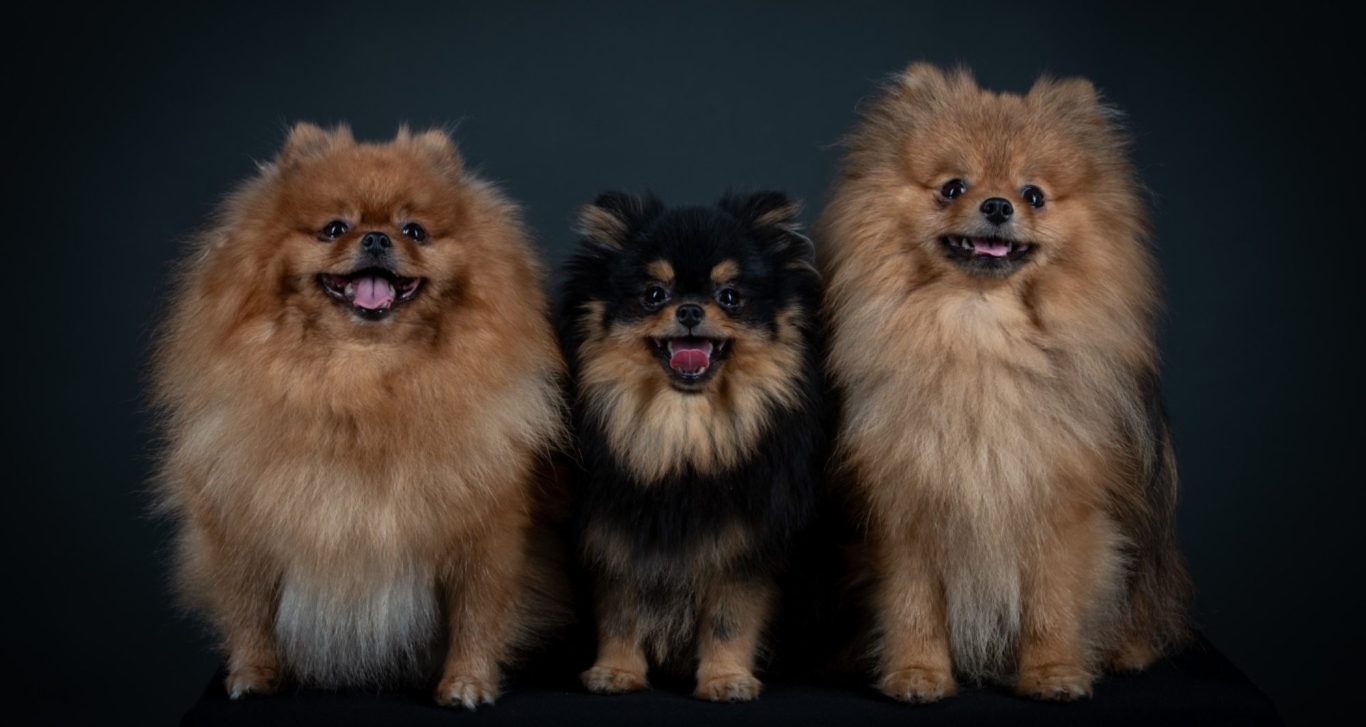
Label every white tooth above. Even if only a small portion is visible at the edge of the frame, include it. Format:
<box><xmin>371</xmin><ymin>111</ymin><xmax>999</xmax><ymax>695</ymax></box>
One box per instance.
<box><xmin>960</xmin><ymin>237</ymin><xmax>972</xmax><ymax>250</ymax></box>
<box><xmin>386</xmin><ymin>280</ymin><xmax>396</xmax><ymax>297</ymax></box>
<box><xmin>667</xmin><ymin>340</ymin><xmax>676</xmax><ymax>355</ymax></box>
<box><xmin>702</xmin><ymin>341</ymin><xmax>714</xmax><ymax>355</ymax></box>
<box><xmin>344</xmin><ymin>282</ymin><xmax>355</xmax><ymax>297</ymax></box>
<box><xmin>1006</xmin><ymin>242</ymin><xmax>1015</xmax><ymax>253</ymax></box>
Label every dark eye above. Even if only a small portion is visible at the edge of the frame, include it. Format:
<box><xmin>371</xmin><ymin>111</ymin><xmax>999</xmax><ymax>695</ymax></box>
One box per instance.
<box><xmin>401</xmin><ymin>222</ymin><xmax>427</xmax><ymax>242</ymax></box>
<box><xmin>643</xmin><ymin>284</ymin><xmax>670</xmax><ymax>310</ymax></box>
<box><xmin>716</xmin><ymin>288</ymin><xmax>741</xmax><ymax>309</ymax></box>
<box><xmin>940</xmin><ymin>179</ymin><xmax>967</xmax><ymax>200</ymax></box>
<box><xmin>1022</xmin><ymin>185</ymin><xmax>1046</xmax><ymax>208</ymax></box>
<box><xmin>318</xmin><ymin>219</ymin><xmax>348</xmax><ymax>241</ymax></box>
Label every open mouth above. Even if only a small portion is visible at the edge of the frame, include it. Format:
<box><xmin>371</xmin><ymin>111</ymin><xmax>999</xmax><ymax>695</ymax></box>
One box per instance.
<box><xmin>940</xmin><ymin>235</ymin><xmax>1034</xmax><ymax>275</ymax></box>
<box><xmin>648</xmin><ymin>336</ymin><xmax>731</xmax><ymax>391</ymax></box>
<box><xmin>317</xmin><ymin>267</ymin><xmax>424</xmax><ymax>320</ymax></box>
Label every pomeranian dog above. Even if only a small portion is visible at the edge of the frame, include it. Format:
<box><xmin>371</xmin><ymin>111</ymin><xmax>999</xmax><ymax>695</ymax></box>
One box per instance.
<box><xmin>556</xmin><ymin>192</ymin><xmax>824</xmax><ymax>701</ymax></box>
<box><xmin>817</xmin><ymin>65</ymin><xmax>1190</xmax><ymax>701</ymax></box>
<box><xmin>152</xmin><ymin>124</ymin><xmax>566</xmax><ymax>708</ymax></box>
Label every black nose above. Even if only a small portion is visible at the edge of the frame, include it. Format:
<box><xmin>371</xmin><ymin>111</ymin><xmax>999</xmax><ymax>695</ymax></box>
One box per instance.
<box><xmin>980</xmin><ymin>197</ymin><xmax>1013</xmax><ymax>225</ymax></box>
<box><xmin>676</xmin><ymin>303</ymin><xmax>704</xmax><ymax>328</ymax></box>
<box><xmin>361</xmin><ymin>231</ymin><xmax>392</xmax><ymax>252</ymax></box>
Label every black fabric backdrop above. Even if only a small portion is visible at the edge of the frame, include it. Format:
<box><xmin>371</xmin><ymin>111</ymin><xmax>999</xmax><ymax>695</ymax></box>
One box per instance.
<box><xmin>7</xmin><ymin>2</ymin><xmax>1357</xmax><ymax>725</ymax></box>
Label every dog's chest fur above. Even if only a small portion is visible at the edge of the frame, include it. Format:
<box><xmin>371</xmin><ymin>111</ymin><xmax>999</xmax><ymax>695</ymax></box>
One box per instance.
<box><xmin>846</xmin><ymin>287</ymin><xmax>1120</xmax><ymax>518</ymax></box>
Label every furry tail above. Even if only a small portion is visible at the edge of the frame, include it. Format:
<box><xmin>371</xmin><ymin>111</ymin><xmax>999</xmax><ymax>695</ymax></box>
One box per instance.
<box><xmin>1114</xmin><ymin>370</ymin><xmax>1193</xmax><ymax>655</ymax></box>
<box><xmin>504</xmin><ymin>454</ymin><xmax>577</xmax><ymax>665</ymax></box>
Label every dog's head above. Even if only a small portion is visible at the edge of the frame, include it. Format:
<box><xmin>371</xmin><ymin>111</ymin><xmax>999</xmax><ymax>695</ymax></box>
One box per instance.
<box><xmin>563</xmin><ymin>191</ymin><xmax>819</xmax><ymax>395</ymax></box>
<box><xmin>201</xmin><ymin>123</ymin><xmax>524</xmax><ymax>348</ymax></box>
<box><xmin>842</xmin><ymin>64</ymin><xmax>1145</xmax><ymax>282</ymax></box>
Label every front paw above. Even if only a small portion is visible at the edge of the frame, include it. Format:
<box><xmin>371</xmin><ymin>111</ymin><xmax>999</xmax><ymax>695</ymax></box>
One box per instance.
<box><xmin>694</xmin><ymin>671</ymin><xmax>762</xmax><ymax>702</ymax></box>
<box><xmin>225</xmin><ymin>663</ymin><xmax>279</xmax><ymax>699</ymax></box>
<box><xmin>434</xmin><ymin>672</ymin><xmax>500</xmax><ymax>709</ymax></box>
<box><xmin>1016</xmin><ymin>663</ymin><xmax>1094</xmax><ymax>701</ymax></box>
<box><xmin>582</xmin><ymin>664</ymin><xmax>648</xmax><ymax>694</ymax></box>
<box><xmin>879</xmin><ymin>666</ymin><xmax>956</xmax><ymax>704</ymax></box>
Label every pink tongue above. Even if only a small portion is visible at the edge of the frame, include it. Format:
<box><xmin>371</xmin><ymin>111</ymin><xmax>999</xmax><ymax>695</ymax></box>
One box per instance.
<box><xmin>352</xmin><ymin>276</ymin><xmax>394</xmax><ymax>310</ymax></box>
<box><xmin>972</xmin><ymin>239</ymin><xmax>1010</xmax><ymax>257</ymax></box>
<box><xmin>669</xmin><ymin>346</ymin><xmax>711</xmax><ymax>375</ymax></box>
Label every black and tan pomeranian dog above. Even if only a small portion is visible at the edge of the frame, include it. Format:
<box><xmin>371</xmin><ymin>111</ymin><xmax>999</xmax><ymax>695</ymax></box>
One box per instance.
<box><xmin>556</xmin><ymin>191</ymin><xmax>824</xmax><ymax>701</ymax></box>
<box><xmin>818</xmin><ymin>65</ymin><xmax>1190</xmax><ymax>702</ymax></box>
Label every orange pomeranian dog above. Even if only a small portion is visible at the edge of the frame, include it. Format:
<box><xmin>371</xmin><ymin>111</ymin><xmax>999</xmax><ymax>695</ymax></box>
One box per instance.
<box><xmin>151</xmin><ymin>124</ymin><xmax>566</xmax><ymax>708</ymax></box>
<box><xmin>817</xmin><ymin>65</ymin><xmax>1190</xmax><ymax>702</ymax></box>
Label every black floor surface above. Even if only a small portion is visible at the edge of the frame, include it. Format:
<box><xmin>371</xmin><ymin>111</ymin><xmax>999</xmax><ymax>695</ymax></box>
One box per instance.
<box><xmin>180</xmin><ymin>634</ymin><xmax>1280</xmax><ymax>726</ymax></box>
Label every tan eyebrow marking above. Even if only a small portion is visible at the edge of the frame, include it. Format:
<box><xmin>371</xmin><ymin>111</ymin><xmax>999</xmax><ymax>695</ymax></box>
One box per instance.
<box><xmin>710</xmin><ymin>259</ymin><xmax>739</xmax><ymax>285</ymax></box>
<box><xmin>646</xmin><ymin>259</ymin><xmax>674</xmax><ymax>282</ymax></box>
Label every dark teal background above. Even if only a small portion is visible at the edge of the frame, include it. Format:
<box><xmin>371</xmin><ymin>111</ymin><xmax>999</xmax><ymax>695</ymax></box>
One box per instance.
<box><xmin>9</xmin><ymin>2</ymin><xmax>1355</xmax><ymax>724</ymax></box>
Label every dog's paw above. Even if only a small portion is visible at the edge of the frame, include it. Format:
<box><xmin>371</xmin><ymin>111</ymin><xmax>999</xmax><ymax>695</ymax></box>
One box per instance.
<box><xmin>225</xmin><ymin>664</ymin><xmax>279</xmax><ymax>699</ymax></box>
<box><xmin>694</xmin><ymin>672</ymin><xmax>762</xmax><ymax>702</ymax></box>
<box><xmin>879</xmin><ymin>666</ymin><xmax>956</xmax><ymax>704</ymax></box>
<box><xmin>434</xmin><ymin>672</ymin><xmax>500</xmax><ymax>709</ymax></box>
<box><xmin>1016</xmin><ymin>664</ymin><xmax>1094</xmax><ymax>701</ymax></box>
<box><xmin>581</xmin><ymin>664</ymin><xmax>648</xmax><ymax>694</ymax></box>
<box><xmin>1107</xmin><ymin>638</ymin><xmax>1159</xmax><ymax>673</ymax></box>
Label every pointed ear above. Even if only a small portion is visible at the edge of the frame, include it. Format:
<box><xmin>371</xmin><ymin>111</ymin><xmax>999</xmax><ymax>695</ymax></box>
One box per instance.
<box><xmin>1029</xmin><ymin>76</ymin><xmax>1121</xmax><ymax>126</ymax></box>
<box><xmin>719</xmin><ymin>191</ymin><xmax>814</xmax><ymax>265</ymax></box>
<box><xmin>898</xmin><ymin>63</ymin><xmax>975</xmax><ymax>99</ymax></box>
<box><xmin>575</xmin><ymin>191</ymin><xmax>662</xmax><ymax>250</ymax></box>
<box><xmin>899</xmin><ymin>62</ymin><xmax>949</xmax><ymax>92</ymax></box>
<box><xmin>279</xmin><ymin>122</ymin><xmax>352</xmax><ymax>166</ymax></box>
<box><xmin>881</xmin><ymin>63</ymin><xmax>975</xmax><ymax>127</ymax></box>
<box><xmin>397</xmin><ymin>125</ymin><xmax>463</xmax><ymax>176</ymax></box>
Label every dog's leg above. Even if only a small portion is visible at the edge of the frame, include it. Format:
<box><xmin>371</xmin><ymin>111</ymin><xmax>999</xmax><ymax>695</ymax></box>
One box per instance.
<box><xmin>582</xmin><ymin>578</ymin><xmax>649</xmax><ymax>694</ymax></box>
<box><xmin>874</xmin><ymin>530</ymin><xmax>956</xmax><ymax>703</ymax></box>
<box><xmin>181</xmin><ymin>518</ymin><xmax>282</xmax><ymax>699</ymax></box>
<box><xmin>1016</xmin><ymin>507</ymin><xmax>1113</xmax><ymax>701</ymax></box>
<box><xmin>693</xmin><ymin>577</ymin><xmax>773</xmax><ymax>702</ymax></box>
<box><xmin>434</xmin><ymin>506</ymin><xmax>528</xmax><ymax>709</ymax></box>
